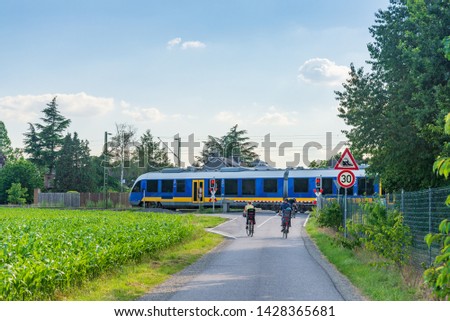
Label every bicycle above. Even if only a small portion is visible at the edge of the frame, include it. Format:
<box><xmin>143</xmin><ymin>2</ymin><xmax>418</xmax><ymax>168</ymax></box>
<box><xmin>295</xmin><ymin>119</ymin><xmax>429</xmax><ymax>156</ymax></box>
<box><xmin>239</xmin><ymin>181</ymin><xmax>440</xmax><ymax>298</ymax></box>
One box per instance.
<box><xmin>246</xmin><ymin>218</ymin><xmax>255</xmax><ymax>237</ymax></box>
<box><xmin>246</xmin><ymin>208</ymin><xmax>256</xmax><ymax>237</ymax></box>
<box><xmin>281</xmin><ymin>209</ymin><xmax>291</xmax><ymax>238</ymax></box>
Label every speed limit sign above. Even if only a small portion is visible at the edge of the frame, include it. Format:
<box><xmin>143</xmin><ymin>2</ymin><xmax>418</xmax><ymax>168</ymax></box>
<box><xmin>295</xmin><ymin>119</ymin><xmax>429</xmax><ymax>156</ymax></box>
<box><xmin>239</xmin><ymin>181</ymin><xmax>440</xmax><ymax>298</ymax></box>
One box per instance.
<box><xmin>337</xmin><ymin>170</ymin><xmax>356</xmax><ymax>188</ymax></box>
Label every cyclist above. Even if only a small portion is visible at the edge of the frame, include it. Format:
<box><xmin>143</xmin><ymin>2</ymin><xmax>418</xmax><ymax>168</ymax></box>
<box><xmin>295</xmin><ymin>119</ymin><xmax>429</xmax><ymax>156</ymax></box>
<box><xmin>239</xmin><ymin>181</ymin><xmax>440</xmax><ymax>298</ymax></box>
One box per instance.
<box><xmin>244</xmin><ymin>201</ymin><xmax>256</xmax><ymax>229</ymax></box>
<box><xmin>279</xmin><ymin>198</ymin><xmax>292</xmax><ymax>232</ymax></box>
<box><xmin>288</xmin><ymin>197</ymin><xmax>298</xmax><ymax>217</ymax></box>
<box><xmin>288</xmin><ymin>197</ymin><xmax>297</xmax><ymax>212</ymax></box>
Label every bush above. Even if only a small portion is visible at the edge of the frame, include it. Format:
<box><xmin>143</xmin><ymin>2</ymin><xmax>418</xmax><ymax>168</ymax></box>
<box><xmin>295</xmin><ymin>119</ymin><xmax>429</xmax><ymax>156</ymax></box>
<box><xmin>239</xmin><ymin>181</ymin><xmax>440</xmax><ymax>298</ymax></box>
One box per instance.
<box><xmin>335</xmin><ymin>220</ymin><xmax>364</xmax><ymax>250</ymax></box>
<box><xmin>423</xmin><ymin>219</ymin><xmax>450</xmax><ymax>300</ymax></box>
<box><xmin>316</xmin><ymin>200</ymin><xmax>343</xmax><ymax>230</ymax></box>
<box><xmin>6</xmin><ymin>182</ymin><xmax>28</xmax><ymax>205</ymax></box>
<box><xmin>357</xmin><ymin>201</ymin><xmax>412</xmax><ymax>268</ymax></box>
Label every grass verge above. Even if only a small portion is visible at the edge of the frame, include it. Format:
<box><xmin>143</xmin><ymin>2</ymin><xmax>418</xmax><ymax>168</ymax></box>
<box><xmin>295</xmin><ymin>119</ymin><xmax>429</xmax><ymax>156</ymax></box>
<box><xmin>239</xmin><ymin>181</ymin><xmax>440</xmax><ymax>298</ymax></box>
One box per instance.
<box><xmin>57</xmin><ymin>215</ymin><xmax>226</xmax><ymax>300</ymax></box>
<box><xmin>305</xmin><ymin>216</ymin><xmax>428</xmax><ymax>300</ymax></box>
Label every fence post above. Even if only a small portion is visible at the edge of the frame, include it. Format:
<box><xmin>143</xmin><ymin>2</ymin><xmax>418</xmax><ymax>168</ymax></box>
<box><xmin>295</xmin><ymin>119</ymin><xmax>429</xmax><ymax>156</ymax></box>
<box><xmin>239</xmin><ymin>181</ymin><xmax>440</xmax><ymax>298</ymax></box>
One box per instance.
<box><xmin>401</xmin><ymin>189</ymin><xmax>404</xmax><ymax>213</ymax></box>
<box><xmin>428</xmin><ymin>187</ymin><xmax>432</xmax><ymax>266</ymax></box>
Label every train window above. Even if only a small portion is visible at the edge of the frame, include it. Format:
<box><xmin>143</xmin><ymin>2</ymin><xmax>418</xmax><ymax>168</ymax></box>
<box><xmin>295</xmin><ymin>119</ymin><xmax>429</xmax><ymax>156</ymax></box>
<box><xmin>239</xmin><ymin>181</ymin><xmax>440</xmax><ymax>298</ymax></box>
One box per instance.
<box><xmin>147</xmin><ymin>180</ymin><xmax>158</xmax><ymax>193</ymax></box>
<box><xmin>322</xmin><ymin>178</ymin><xmax>333</xmax><ymax>195</ymax></box>
<box><xmin>338</xmin><ymin>186</ymin><xmax>354</xmax><ymax>195</ymax></box>
<box><xmin>225</xmin><ymin>179</ymin><xmax>238</xmax><ymax>195</ymax></box>
<box><xmin>357</xmin><ymin>178</ymin><xmax>375</xmax><ymax>195</ymax></box>
<box><xmin>132</xmin><ymin>181</ymin><xmax>141</xmax><ymax>193</ymax></box>
<box><xmin>176</xmin><ymin>180</ymin><xmax>185</xmax><ymax>193</ymax></box>
<box><xmin>263</xmin><ymin>179</ymin><xmax>278</xmax><ymax>193</ymax></box>
<box><xmin>242</xmin><ymin>179</ymin><xmax>256</xmax><ymax>196</ymax></box>
<box><xmin>161</xmin><ymin>180</ymin><xmax>173</xmax><ymax>193</ymax></box>
<box><xmin>293</xmin><ymin>178</ymin><xmax>309</xmax><ymax>193</ymax></box>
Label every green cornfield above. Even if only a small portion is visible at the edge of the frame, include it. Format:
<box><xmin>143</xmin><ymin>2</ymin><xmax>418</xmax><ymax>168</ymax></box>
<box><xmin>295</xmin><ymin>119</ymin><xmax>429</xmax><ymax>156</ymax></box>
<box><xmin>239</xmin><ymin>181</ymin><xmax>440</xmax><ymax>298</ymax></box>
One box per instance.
<box><xmin>0</xmin><ymin>208</ymin><xmax>197</xmax><ymax>300</ymax></box>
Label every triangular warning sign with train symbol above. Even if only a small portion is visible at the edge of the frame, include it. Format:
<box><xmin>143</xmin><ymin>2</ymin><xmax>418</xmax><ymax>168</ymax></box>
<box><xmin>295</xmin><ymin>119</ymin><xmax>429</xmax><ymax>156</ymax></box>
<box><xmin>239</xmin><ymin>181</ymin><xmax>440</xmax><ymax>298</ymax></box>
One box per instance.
<box><xmin>334</xmin><ymin>148</ymin><xmax>359</xmax><ymax>170</ymax></box>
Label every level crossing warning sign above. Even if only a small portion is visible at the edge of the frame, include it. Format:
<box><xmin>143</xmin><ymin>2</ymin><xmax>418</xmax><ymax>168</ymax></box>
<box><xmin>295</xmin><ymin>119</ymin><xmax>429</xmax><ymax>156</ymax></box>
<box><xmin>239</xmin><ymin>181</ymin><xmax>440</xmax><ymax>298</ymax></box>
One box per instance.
<box><xmin>334</xmin><ymin>148</ymin><xmax>359</xmax><ymax>170</ymax></box>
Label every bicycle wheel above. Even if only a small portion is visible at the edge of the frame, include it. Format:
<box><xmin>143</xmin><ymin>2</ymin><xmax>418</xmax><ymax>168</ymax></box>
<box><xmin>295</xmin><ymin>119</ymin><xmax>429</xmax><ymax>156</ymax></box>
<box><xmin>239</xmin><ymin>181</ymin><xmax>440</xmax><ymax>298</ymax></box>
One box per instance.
<box><xmin>283</xmin><ymin>223</ymin><xmax>289</xmax><ymax>238</ymax></box>
<box><xmin>247</xmin><ymin>221</ymin><xmax>255</xmax><ymax>237</ymax></box>
<box><xmin>246</xmin><ymin>222</ymin><xmax>252</xmax><ymax>236</ymax></box>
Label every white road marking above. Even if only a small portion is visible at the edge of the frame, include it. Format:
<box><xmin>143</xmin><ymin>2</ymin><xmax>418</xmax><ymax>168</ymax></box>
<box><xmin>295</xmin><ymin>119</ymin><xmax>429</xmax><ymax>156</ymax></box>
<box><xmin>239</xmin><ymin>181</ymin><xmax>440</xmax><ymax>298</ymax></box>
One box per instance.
<box><xmin>205</xmin><ymin>228</ymin><xmax>237</xmax><ymax>239</ymax></box>
<box><xmin>209</xmin><ymin>216</ymin><xmax>238</xmax><ymax>230</ymax></box>
<box><xmin>257</xmin><ymin>213</ymin><xmax>279</xmax><ymax>228</ymax></box>
<box><xmin>303</xmin><ymin>214</ymin><xmax>310</xmax><ymax>227</ymax></box>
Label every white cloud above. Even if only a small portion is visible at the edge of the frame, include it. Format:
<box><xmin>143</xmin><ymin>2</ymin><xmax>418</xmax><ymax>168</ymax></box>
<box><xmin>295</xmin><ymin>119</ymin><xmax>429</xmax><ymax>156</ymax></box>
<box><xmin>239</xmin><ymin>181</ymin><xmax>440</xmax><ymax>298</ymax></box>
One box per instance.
<box><xmin>0</xmin><ymin>95</ymin><xmax>40</xmax><ymax>122</ymax></box>
<box><xmin>214</xmin><ymin>111</ymin><xmax>241</xmax><ymax>124</ymax></box>
<box><xmin>140</xmin><ymin>108</ymin><xmax>166</xmax><ymax>122</ymax></box>
<box><xmin>120</xmin><ymin>101</ymin><xmax>191</xmax><ymax>122</ymax></box>
<box><xmin>166</xmin><ymin>37</ymin><xmax>206</xmax><ymax>50</ymax></box>
<box><xmin>214</xmin><ymin>107</ymin><xmax>297</xmax><ymax>127</ymax></box>
<box><xmin>167</xmin><ymin>37</ymin><xmax>182</xmax><ymax>49</ymax></box>
<box><xmin>121</xmin><ymin>101</ymin><xmax>165</xmax><ymax>122</ymax></box>
<box><xmin>298</xmin><ymin>58</ymin><xmax>349</xmax><ymax>86</ymax></box>
<box><xmin>256</xmin><ymin>111</ymin><xmax>296</xmax><ymax>126</ymax></box>
<box><xmin>58</xmin><ymin>92</ymin><xmax>114</xmax><ymax>116</ymax></box>
<box><xmin>181</xmin><ymin>41</ymin><xmax>206</xmax><ymax>50</ymax></box>
<box><xmin>0</xmin><ymin>92</ymin><xmax>114</xmax><ymax>122</ymax></box>
<box><xmin>119</xmin><ymin>100</ymin><xmax>131</xmax><ymax>109</ymax></box>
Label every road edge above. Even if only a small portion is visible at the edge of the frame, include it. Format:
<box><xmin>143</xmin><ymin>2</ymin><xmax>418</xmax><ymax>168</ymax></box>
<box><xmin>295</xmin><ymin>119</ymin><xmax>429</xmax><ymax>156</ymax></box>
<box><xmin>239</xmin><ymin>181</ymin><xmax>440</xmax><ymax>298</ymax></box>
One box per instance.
<box><xmin>300</xmin><ymin>223</ymin><xmax>367</xmax><ymax>301</ymax></box>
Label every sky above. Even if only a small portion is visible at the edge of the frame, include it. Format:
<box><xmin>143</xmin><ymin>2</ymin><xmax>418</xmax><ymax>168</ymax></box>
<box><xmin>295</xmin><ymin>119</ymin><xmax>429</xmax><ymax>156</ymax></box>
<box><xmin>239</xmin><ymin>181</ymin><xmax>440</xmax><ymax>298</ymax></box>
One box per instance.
<box><xmin>0</xmin><ymin>0</ymin><xmax>390</xmax><ymax>168</ymax></box>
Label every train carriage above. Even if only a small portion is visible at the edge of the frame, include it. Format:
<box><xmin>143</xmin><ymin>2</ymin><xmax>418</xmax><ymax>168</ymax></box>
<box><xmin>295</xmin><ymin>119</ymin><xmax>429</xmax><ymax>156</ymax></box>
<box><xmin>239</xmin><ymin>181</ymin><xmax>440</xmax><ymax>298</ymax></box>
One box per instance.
<box><xmin>129</xmin><ymin>166</ymin><xmax>379</xmax><ymax>210</ymax></box>
<box><xmin>129</xmin><ymin>168</ymin><xmax>286</xmax><ymax>209</ymax></box>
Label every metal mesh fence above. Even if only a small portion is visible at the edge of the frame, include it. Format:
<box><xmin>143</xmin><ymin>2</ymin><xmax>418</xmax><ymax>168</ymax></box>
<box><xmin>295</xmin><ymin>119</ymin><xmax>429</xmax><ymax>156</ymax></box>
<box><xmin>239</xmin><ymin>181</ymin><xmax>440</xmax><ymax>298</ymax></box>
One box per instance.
<box><xmin>324</xmin><ymin>186</ymin><xmax>450</xmax><ymax>269</ymax></box>
<box><xmin>386</xmin><ymin>187</ymin><xmax>450</xmax><ymax>267</ymax></box>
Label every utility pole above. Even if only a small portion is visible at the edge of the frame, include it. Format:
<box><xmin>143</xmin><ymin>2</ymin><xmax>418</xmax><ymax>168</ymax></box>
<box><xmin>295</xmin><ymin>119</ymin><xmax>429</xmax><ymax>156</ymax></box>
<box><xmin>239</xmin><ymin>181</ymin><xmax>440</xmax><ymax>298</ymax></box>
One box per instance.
<box><xmin>104</xmin><ymin>131</ymin><xmax>112</xmax><ymax>209</ymax></box>
<box><xmin>120</xmin><ymin>131</ymin><xmax>124</xmax><ymax>192</ymax></box>
<box><xmin>174</xmin><ymin>136</ymin><xmax>181</xmax><ymax>167</ymax></box>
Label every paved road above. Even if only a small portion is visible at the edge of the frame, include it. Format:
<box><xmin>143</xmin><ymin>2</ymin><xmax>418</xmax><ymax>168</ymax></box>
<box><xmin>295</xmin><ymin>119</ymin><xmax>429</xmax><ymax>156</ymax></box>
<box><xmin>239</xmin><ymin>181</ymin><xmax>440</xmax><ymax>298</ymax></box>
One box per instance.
<box><xmin>139</xmin><ymin>212</ymin><xmax>364</xmax><ymax>301</ymax></box>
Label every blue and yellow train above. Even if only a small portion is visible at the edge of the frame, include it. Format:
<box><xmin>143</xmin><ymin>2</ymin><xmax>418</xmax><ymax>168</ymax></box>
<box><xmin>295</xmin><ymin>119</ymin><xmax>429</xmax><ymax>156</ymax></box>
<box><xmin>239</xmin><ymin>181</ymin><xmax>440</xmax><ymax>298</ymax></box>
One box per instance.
<box><xmin>129</xmin><ymin>166</ymin><xmax>379</xmax><ymax>210</ymax></box>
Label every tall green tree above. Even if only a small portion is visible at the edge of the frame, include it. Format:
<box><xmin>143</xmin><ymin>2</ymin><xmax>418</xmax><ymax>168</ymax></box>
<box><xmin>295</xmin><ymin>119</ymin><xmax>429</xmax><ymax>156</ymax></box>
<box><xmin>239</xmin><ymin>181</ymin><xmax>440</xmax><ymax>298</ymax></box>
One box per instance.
<box><xmin>0</xmin><ymin>121</ymin><xmax>13</xmax><ymax>164</ymax></box>
<box><xmin>0</xmin><ymin>159</ymin><xmax>43</xmax><ymax>203</ymax></box>
<box><xmin>91</xmin><ymin>155</ymin><xmax>119</xmax><ymax>192</ymax></box>
<box><xmin>198</xmin><ymin>124</ymin><xmax>259</xmax><ymax>166</ymax></box>
<box><xmin>135</xmin><ymin>129</ymin><xmax>171</xmax><ymax>171</ymax></box>
<box><xmin>433</xmin><ymin>40</ymin><xmax>450</xmax><ymax>183</ymax></box>
<box><xmin>336</xmin><ymin>0</ymin><xmax>450</xmax><ymax>191</ymax></box>
<box><xmin>23</xmin><ymin>97</ymin><xmax>71</xmax><ymax>178</ymax></box>
<box><xmin>54</xmin><ymin>132</ymin><xmax>97</xmax><ymax>192</ymax></box>
<box><xmin>23</xmin><ymin>123</ymin><xmax>43</xmax><ymax>166</ymax></box>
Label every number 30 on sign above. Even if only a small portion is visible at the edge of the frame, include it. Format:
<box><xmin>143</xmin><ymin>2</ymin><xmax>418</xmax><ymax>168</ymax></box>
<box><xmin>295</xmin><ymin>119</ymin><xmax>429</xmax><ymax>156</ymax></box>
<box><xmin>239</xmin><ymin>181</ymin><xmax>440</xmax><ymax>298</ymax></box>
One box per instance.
<box><xmin>337</xmin><ymin>170</ymin><xmax>356</xmax><ymax>188</ymax></box>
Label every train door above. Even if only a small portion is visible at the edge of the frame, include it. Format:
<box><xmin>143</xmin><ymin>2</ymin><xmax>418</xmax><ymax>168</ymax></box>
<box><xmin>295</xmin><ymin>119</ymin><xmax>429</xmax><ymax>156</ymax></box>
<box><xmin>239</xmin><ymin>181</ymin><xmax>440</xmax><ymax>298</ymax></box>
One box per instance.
<box><xmin>192</xmin><ymin>180</ymin><xmax>205</xmax><ymax>203</ymax></box>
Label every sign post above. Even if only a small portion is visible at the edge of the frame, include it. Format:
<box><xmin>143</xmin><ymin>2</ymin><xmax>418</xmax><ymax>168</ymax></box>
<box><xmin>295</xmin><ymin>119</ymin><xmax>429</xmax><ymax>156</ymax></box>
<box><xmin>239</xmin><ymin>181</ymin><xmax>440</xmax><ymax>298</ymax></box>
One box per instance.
<box><xmin>314</xmin><ymin>176</ymin><xmax>323</xmax><ymax>210</ymax></box>
<box><xmin>335</xmin><ymin>148</ymin><xmax>359</xmax><ymax>238</ymax></box>
<box><xmin>209</xmin><ymin>178</ymin><xmax>217</xmax><ymax>213</ymax></box>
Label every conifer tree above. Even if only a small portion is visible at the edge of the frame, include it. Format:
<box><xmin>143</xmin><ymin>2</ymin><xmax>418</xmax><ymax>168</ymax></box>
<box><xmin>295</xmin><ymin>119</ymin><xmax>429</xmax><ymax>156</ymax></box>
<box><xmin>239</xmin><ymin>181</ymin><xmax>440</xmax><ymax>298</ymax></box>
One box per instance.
<box><xmin>198</xmin><ymin>124</ymin><xmax>258</xmax><ymax>166</ymax></box>
<box><xmin>54</xmin><ymin>132</ymin><xmax>96</xmax><ymax>192</ymax></box>
<box><xmin>23</xmin><ymin>97</ymin><xmax>71</xmax><ymax>177</ymax></box>
<box><xmin>0</xmin><ymin>121</ymin><xmax>14</xmax><ymax>164</ymax></box>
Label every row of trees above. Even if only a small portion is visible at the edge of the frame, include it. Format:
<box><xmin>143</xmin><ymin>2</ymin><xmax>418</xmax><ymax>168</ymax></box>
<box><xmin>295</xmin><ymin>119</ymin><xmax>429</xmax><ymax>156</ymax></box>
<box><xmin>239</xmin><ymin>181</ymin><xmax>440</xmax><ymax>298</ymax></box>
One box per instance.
<box><xmin>0</xmin><ymin>98</ymin><xmax>174</xmax><ymax>203</ymax></box>
<box><xmin>0</xmin><ymin>98</ymin><xmax>261</xmax><ymax>203</ymax></box>
<box><xmin>336</xmin><ymin>0</ymin><xmax>450</xmax><ymax>192</ymax></box>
